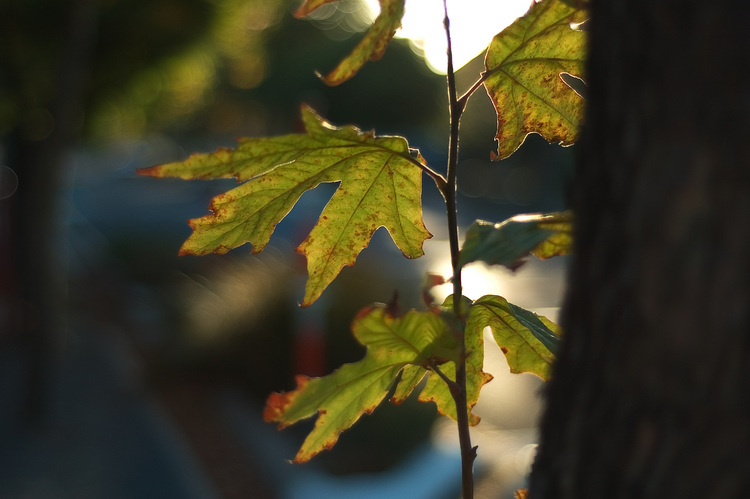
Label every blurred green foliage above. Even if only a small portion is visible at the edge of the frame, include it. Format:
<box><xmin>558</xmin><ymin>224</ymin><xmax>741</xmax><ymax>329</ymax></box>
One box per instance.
<box><xmin>0</xmin><ymin>0</ymin><xmax>445</xmax><ymax>145</ymax></box>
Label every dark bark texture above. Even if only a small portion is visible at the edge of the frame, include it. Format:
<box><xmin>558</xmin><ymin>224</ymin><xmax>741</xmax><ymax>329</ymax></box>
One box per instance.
<box><xmin>529</xmin><ymin>0</ymin><xmax>750</xmax><ymax>497</ymax></box>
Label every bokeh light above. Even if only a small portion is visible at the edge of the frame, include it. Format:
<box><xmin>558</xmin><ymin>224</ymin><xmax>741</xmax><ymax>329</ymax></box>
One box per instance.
<box><xmin>363</xmin><ymin>0</ymin><xmax>533</xmax><ymax>73</ymax></box>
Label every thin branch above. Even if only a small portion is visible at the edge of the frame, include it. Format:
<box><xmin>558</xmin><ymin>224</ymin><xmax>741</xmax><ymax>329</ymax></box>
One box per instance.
<box><xmin>443</xmin><ymin>3</ymin><xmax>462</xmax><ymax>310</ymax></box>
<box><xmin>408</xmin><ymin>156</ymin><xmax>448</xmax><ymax>193</ymax></box>
<box><xmin>428</xmin><ymin>360</ymin><xmax>459</xmax><ymax>391</ymax></box>
<box><xmin>442</xmin><ymin>1</ymin><xmax>475</xmax><ymax>498</ymax></box>
<box><xmin>457</xmin><ymin>71</ymin><xmax>491</xmax><ymax>109</ymax></box>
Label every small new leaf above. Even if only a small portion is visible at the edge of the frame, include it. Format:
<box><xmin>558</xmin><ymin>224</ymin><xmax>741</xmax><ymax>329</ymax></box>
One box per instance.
<box><xmin>459</xmin><ymin>211</ymin><xmax>572</xmax><ymax>270</ymax></box>
<box><xmin>263</xmin><ymin>305</ymin><xmax>456</xmax><ymax>462</ymax></box>
<box><xmin>470</xmin><ymin>295</ymin><xmax>560</xmax><ymax>380</ymax></box>
<box><xmin>298</xmin><ymin>0</ymin><xmax>405</xmax><ymax>86</ymax></box>
<box><xmin>139</xmin><ymin>105</ymin><xmax>431</xmax><ymax>306</ymax></box>
<box><xmin>484</xmin><ymin>0</ymin><xmax>588</xmax><ymax>159</ymax></box>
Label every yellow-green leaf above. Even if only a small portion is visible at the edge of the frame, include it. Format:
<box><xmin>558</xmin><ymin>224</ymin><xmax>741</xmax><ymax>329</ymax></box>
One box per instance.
<box><xmin>390</xmin><ymin>364</ymin><xmax>427</xmax><ymax>405</ymax></box>
<box><xmin>484</xmin><ymin>0</ymin><xmax>588</xmax><ymax>160</ymax></box>
<box><xmin>139</xmin><ymin>105</ymin><xmax>431</xmax><ymax>306</ymax></box>
<box><xmin>470</xmin><ymin>295</ymin><xmax>560</xmax><ymax>380</ymax></box>
<box><xmin>263</xmin><ymin>305</ymin><xmax>455</xmax><ymax>462</ymax></box>
<box><xmin>459</xmin><ymin>211</ymin><xmax>572</xmax><ymax>270</ymax></box>
<box><xmin>417</xmin><ymin>296</ymin><xmax>493</xmax><ymax>425</ymax></box>
<box><xmin>312</xmin><ymin>0</ymin><xmax>405</xmax><ymax>86</ymax></box>
<box><xmin>531</xmin><ymin>212</ymin><xmax>573</xmax><ymax>259</ymax></box>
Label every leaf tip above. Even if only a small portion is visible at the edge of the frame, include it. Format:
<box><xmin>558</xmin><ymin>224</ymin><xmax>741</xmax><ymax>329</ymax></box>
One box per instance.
<box><xmin>293</xmin><ymin>432</ymin><xmax>338</xmax><ymax>463</ymax></box>
<box><xmin>136</xmin><ymin>165</ymin><xmax>162</xmax><ymax>177</ymax></box>
<box><xmin>316</xmin><ymin>70</ymin><xmax>340</xmax><ymax>87</ymax></box>
<box><xmin>263</xmin><ymin>374</ymin><xmax>312</xmax><ymax>424</ymax></box>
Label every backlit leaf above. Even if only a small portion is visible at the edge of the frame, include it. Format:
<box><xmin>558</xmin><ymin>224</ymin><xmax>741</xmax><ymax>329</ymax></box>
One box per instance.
<box><xmin>390</xmin><ymin>364</ymin><xmax>426</xmax><ymax>405</ymax></box>
<box><xmin>459</xmin><ymin>211</ymin><xmax>572</xmax><ymax>270</ymax></box>
<box><xmin>470</xmin><ymin>295</ymin><xmax>560</xmax><ymax>380</ymax></box>
<box><xmin>417</xmin><ymin>296</ymin><xmax>493</xmax><ymax>425</ymax></box>
<box><xmin>531</xmin><ymin>212</ymin><xmax>573</xmax><ymax>258</ymax></box>
<box><xmin>263</xmin><ymin>305</ymin><xmax>456</xmax><ymax>462</ymax></box>
<box><xmin>484</xmin><ymin>0</ymin><xmax>587</xmax><ymax>159</ymax></box>
<box><xmin>139</xmin><ymin>105</ymin><xmax>431</xmax><ymax>306</ymax></box>
<box><xmin>299</xmin><ymin>0</ymin><xmax>405</xmax><ymax>86</ymax></box>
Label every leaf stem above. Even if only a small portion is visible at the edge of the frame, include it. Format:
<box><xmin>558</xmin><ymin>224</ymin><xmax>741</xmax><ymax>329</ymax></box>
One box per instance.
<box><xmin>429</xmin><ymin>360</ymin><xmax>458</xmax><ymax>390</ymax></box>
<box><xmin>409</xmin><ymin>156</ymin><xmax>448</xmax><ymax>193</ymax></box>
<box><xmin>457</xmin><ymin>71</ymin><xmax>491</xmax><ymax>110</ymax></box>
<box><xmin>442</xmin><ymin>2</ymin><xmax>475</xmax><ymax>498</ymax></box>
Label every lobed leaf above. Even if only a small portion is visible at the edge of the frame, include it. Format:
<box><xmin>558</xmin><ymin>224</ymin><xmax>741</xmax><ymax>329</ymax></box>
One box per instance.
<box><xmin>416</xmin><ymin>296</ymin><xmax>493</xmax><ymax>425</ymax></box>
<box><xmin>139</xmin><ymin>105</ymin><xmax>431</xmax><ymax>306</ymax></box>
<box><xmin>484</xmin><ymin>0</ymin><xmax>588</xmax><ymax>159</ymax></box>
<box><xmin>470</xmin><ymin>295</ymin><xmax>560</xmax><ymax>380</ymax></box>
<box><xmin>263</xmin><ymin>305</ymin><xmax>457</xmax><ymax>462</ymax></box>
<box><xmin>298</xmin><ymin>0</ymin><xmax>405</xmax><ymax>86</ymax></box>
<box><xmin>459</xmin><ymin>211</ymin><xmax>572</xmax><ymax>270</ymax></box>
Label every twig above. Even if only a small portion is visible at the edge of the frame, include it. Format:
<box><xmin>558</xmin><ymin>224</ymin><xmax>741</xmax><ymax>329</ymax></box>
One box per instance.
<box><xmin>442</xmin><ymin>1</ymin><xmax>475</xmax><ymax>497</ymax></box>
<box><xmin>408</xmin><ymin>156</ymin><xmax>448</xmax><ymax>193</ymax></box>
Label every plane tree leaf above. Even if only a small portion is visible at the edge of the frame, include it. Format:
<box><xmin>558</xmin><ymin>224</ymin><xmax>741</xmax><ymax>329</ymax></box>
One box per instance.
<box><xmin>408</xmin><ymin>296</ymin><xmax>493</xmax><ymax>425</ymax></box>
<box><xmin>484</xmin><ymin>0</ymin><xmax>588</xmax><ymax>159</ymax></box>
<box><xmin>263</xmin><ymin>305</ymin><xmax>459</xmax><ymax>462</ymax></box>
<box><xmin>459</xmin><ymin>211</ymin><xmax>572</xmax><ymax>270</ymax></box>
<box><xmin>296</xmin><ymin>0</ymin><xmax>405</xmax><ymax>86</ymax></box>
<box><xmin>138</xmin><ymin>105</ymin><xmax>431</xmax><ymax>306</ymax></box>
<box><xmin>471</xmin><ymin>295</ymin><xmax>560</xmax><ymax>380</ymax></box>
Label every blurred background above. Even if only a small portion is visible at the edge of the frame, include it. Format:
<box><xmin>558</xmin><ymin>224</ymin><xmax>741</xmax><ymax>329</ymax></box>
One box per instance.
<box><xmin>0</xmin><ymin>0</ymin><xmax>573</xmax><ymax>497</ymax></box>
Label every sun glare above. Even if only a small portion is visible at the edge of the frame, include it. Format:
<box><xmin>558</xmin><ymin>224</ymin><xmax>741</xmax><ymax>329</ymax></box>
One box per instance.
<box><xmin>363</xmin><ymin>0</ymin><xmax>533</xmax><ymax>73</ymax></box>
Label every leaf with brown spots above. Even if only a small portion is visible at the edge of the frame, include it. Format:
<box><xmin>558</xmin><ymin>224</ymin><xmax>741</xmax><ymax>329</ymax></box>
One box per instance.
<box><xmin>484</xmin><ymin>0</ymin><xmax>588</xmax><ymax>160</ymax></box>
<box><xmin>415</xmin><ymin>296</ymin><xmax>493</xmax><ymax>425</ymax></box>
<box><xmin>470</xmin><ymin>295</ymin><xmax>560</xmax><ymax>380</ymax></box>
<box><xmin>263</xmin><ymin>305</ymin><xmax>459</xmax><ymax>462</ymax></box>
<box><xmin>138</xmin><ymin>105</ymin><xmax>431</xmax><ymax>306</ymax></box>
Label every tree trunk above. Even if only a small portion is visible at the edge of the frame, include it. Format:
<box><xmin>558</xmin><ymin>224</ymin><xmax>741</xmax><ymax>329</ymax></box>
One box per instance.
<box><xmin>529</xmin><ymin>0</ymin><xmax>750</xmax><ymax>497</ymax></box>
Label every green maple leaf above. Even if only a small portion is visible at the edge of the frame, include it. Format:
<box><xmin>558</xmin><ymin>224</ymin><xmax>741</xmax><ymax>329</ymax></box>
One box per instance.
<box><xmin>484</xmin><ymin>0</ymin><xmax>587</xmax><ymax>160</ymax></box>
<box><xmin>407</xmin><ymin>296</ymin><xmax>493</xmax><ymax>425</ymax></box>
<box><xmin>295</xmin><ymin>0</ymin><xmax>405</xmax><ymax>86</ymax></box>
<box><xmin>460</xmin><ymin>211</ymin><xmax>573</xmax><ymax>270</ymax></box>
<box><xmin>263</xmin><ymin>305</ymin><xmax>461</xmax><ymax>462</ymax></box>
<box><xmin>388</xmin><ymin>296</ymin><xmax>492</xmax><ymax>425</ymax></box>
<box><xmin>138</xmin><ymin>105</ymin><xmax>431</xmax><ymax>306</ymax></box>
<box><xmin>470</xmin><ymin>295</ymin><xmax>560</xmax><ymax>380</ymax></box>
